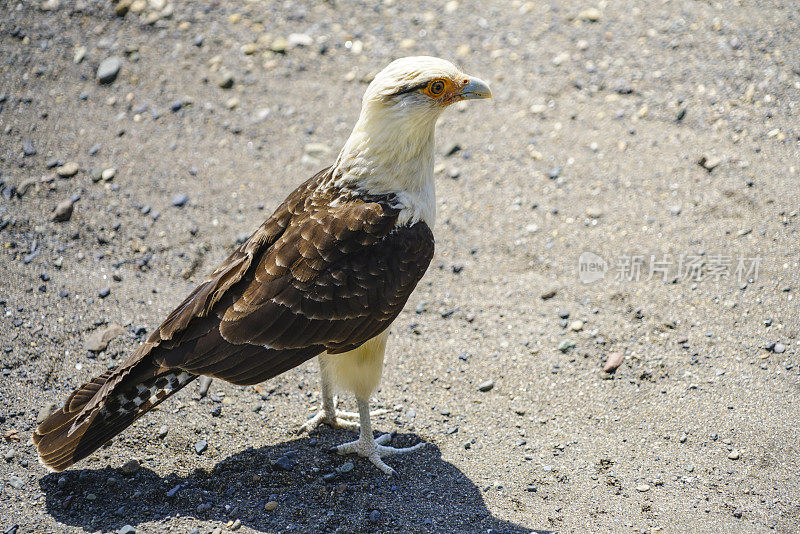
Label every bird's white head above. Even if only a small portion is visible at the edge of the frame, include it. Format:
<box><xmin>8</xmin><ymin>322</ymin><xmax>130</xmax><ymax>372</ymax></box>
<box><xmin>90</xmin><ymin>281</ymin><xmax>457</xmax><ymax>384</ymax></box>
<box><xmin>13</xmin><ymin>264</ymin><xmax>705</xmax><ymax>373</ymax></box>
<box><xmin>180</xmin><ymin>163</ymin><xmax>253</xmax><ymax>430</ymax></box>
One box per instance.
<box><xmin>333</xmin><ymin>56</ymin><xmax>491</xmax><ymax>225</ymax></box>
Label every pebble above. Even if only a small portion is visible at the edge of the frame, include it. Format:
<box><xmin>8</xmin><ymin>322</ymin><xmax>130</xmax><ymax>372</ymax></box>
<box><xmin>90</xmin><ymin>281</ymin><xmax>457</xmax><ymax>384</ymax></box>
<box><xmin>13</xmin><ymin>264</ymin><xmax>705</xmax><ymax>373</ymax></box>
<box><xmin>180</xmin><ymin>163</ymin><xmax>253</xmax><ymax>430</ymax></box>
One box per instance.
<box><xmin>229</xmin><ymin>519</ymin><xmax>241</xmax><ymax>531</ymax></box>
<box><xmin>57</xmin><ymin>162</ymin><xmax>79</xmax><ymax>177</ymax></box>
<box><xmin>194</xmin><ymin>440</ymin><xmax>208</xmax><ymax>454</ymax></box>
<box><xmin>98</xmin><ymin>287</ymin><xmax>111</xmax><ymax>299</ymax></box>
<box><xmin>569</xmin><ymin>320</ymin><xmax>584</xmax><ymax>332</ymax></box>
<box><xmin>288</xmin><ymin>33</ymin><xmax>313</xmax><ymax>47</ymax></box>
<box><xmin>264</xmin><ymin>501</ymin><xmax>278</xmax><ymax>511</ymax></box>
<box><xmin>728</xmin><ymin>450</ymin><xmax>740</xmax><ymax>460</ymax></box>
<box><xmin>603</xmin><ymin>352</ymin><xmax>624</xmax><ymax>373</ymax></box>
<box><xmin>157</xmin><ymin>425</ymin><xmax>169</xmax><ymax>439</ymax></box>
<box><xmin>586</xmin><ymin>207</ymin><xmax>603</xmax><ymax>218</ymax></box>
<box><xmin>579</xmin><ymin>7</ymin><xmax>601</xmax><ymax>21</ymax></box>
<box><xmin>669</xmin><ymin>204</ymin><xmax>682</xmax><ymax>216</ymax></box>
<box><xmin>477</xmin><ymin>379</ymin><xmax>494</xmax><ymax>392</ymax></box>
<box><xmin>8</xmin><ymin>476</ymin><xmax>24</xmax><ymax>489</ymax></box>
<box><xmin>557</xmin><ymin>309</ymin><xmax>570</xmax><ymax>319</ymax></box>
<box><xmin>304</xmin><ymin>143</ymin><xmax>331</xmax><ymax>157</ymax></box>
<box><xmin>118</xmin><ymin>525</ymin><xmax>136</xmax><ymax>534</ymax></box>
<box><xmin>22</xmin><ymin>140</ymin><xmax>36</xmax><ymax>156</ymax></box>
<box><xmin>218</xmin><ymin>73</ymin><xmax>234</xmax><ymax>89</ymax></box>
<box><xmin>557</xmin><ymin>339</ymin><xmax>575</xmax><ymax>353</ymax></box>
<box><xmin>171</xmin><ymin>193</ymin><xmax>189</xmax><ymax>207</ymax></box>
<box><xmin>97</xmin><ymin>56</ymin><xmax>122</xmax><ymax>84</ymax></box>
<box><xmin>442</xmin><ymin>142</ymin><xmax>461</xmax><ymax>157</ymax></box>
<box><xmin>102</xmin><ymin>168</ymin><xmax>116</xmax><ymax>181</ymax></box>
<box><xmin>274</xmin><ymin>455</ymin><xmax>295</xmax><ymax>471</ymax></box>
<box><xmin>85</xmin><ymin>324</ymin><xmax>125</xmax><ymax>352</ymax></box>
<box><xmin>636</xmin><ymin>484</ymin><xmax>650</xmax><ymax>492</ymax></box>
<box><xmin>270</xmin><ymin>37</ymin><xmax>288</xmax><ymax>53</ymax></box>
<box><xmin>120</xmin><ymin>459</ymin><xmax>140</xmax><ymax>475</ymax></box>
<box><xmin>52</xmin><ymin>199</ymin><xmax>74</xmax><ymax>222</ymax></box>
<box><xmin>369</xmin><ymin>509</ymin><xmax>382</xmax><ymax>522</ymax></box>
<box><xmin>772</xmin><ymin>342</ymin><xmax>786</xmax><ymax>354</ymax></box>
<box><xmin>698</xmin><ymin>155</ymin><xmax>722</xmax><ymax>172</ymax></box>
<box><xmin>338</xmin><ymin>461</ymin><xmax>354</xmax><ymax>473</ymax></box>
<box><xmin>540</xmin><ymin>288</ymin><xmax>558</xmax><ymax>300</ymax></box>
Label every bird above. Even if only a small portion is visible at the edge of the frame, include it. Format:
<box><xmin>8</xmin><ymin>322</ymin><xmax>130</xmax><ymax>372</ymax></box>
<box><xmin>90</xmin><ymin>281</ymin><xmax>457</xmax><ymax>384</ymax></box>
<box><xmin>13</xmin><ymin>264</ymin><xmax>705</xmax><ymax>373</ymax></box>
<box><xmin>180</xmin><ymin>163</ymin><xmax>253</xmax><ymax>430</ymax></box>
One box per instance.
<box><xmin>34</xmin><ymin>56</ymin><xmax>492</xmax><ymax>476</ymax></box>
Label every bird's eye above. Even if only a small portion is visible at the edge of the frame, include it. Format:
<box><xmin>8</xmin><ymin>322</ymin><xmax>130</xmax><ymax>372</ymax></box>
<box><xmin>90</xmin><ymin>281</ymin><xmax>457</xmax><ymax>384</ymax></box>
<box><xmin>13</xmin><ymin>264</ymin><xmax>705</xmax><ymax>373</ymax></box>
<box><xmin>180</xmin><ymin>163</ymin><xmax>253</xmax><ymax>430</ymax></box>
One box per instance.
<box><xmin>426</xmin><ymin>79</ymin><xmax>446</xmax><ymax>97</ymax></box>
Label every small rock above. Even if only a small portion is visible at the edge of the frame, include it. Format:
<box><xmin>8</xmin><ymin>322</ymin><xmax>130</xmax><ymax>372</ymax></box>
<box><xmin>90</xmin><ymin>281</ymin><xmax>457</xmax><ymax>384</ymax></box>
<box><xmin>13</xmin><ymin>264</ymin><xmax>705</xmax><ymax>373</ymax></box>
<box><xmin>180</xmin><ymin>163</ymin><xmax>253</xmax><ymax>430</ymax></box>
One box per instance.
<box><xmin>85</xmin><ymin>324</ymin><xmax>125</xmax><ymax>352</ymax></box>
<box><xmin>698</xmin><ymin>155</ymin><xmax>722</xmax><ymax>172</ymax></box>
<box><xmin>557</xmin><ymin>309</ymin><xmax>570</xmax><ymax>319</ymax></box>
<box><xmin>157</xmin><ymin>425</ymin><xmax>169</xmax><ymax>439</ymax></box>
<box><xmin>728</xmin><ymin>450</ymin><xmax>740</xmax><ymax>460</ymax></box>
<box><xmin>477</xmin><ymin>380</ymin><xmax>494</xmax><ymax>392</ymax></box>
<box><xmin>22</xmin><ymin>140</ymin><xmax>36</xmax><ymax>156</ymax></box>
<box><xmin>101</xmin><ymin>168</ymin><xmax>116</xmax><ymax>181</ymax></box>
<box><xmin>264</xmin><ymin>501</ymin><xmax>278</xmax><ymax>511</ymax></box>
<box><xmin>194</xmin><ymin>440</ymin><xmax>208</xmax><ymax>454</ymax></box>
<box><xmin>557</xmin><ymin>339</ymin><xmax>575</xmax><ymax>353</ymax></box>
<box><xmin>603</xmin><ymin>352</ymin><xmax>624</xmax><ymax>373</ymax></box>
<box><xmin>120</xmin><ymin>459</ymin><xmax>140</xmax><ymax>475</ymax></box>
<box><xmin>369</xmin><ymin>509</ymin><xmax>382</xmax><ymax>523</ymax></box>
<box><xmin>569</xmin><ymin>320</ymin><xmax>584</xmax><ymax>332</ymax></box>
<box><xmin>98</xmin><ymin>287</ymin><xmax>111</xmax><ymax>299</ymax></box>
<box><xmin>442</xmin><ymin>142</ymin><xmax>461</xmax><ymax>157</ymax></box>
<box><xmin>635</xmin><ymin>484</ymin><xmax>650</xmax><ymax>492</ymax></box>
<box><xmin>218</xmin><ymin>73</ymin><xmax>234</xmax><ymax>89</ymax></box>
<box><xmin>229</xmin><ymin>519</ymin><xmax>241</xmax><ymax>531</ymax></box>
<box><xmin>540</xmin><ymin>288</ymin><xmax>558</xmax><ymax>300</ymax></box>
<box><xmin>118</xmin><ymin>525</ymin><xmax>136</xmax><ymax>534</ymax></box>
<box><xmin>52</xmin><ymin>199</ymin><xmax>74</xmax><ymax>222</ymax></box>
<box><xmin>97</xmin><ymin>56</ymin><xmax>122</xmax><ymax>84</ymax></box>
<box><xmin>338</xmin><ymin>461</ymin><xmax>354</xmax><ymax>473</ymax></box>
<box><xmin>773</xmin><ymin>342</ymin><xmax>786</xmax><ymax>354</ymax></box>
<box><xmin>304</xmin><ymin>143</ymin><xmax>331</xmax><ymax>157</ymax></box>
<box><xmin>73</xmin><ymin>45</ymin><xmax>87</xmax><ymax>64</ymax></box>
<box><xmin>57</xmin><ymin>162</ymin><xmax>79</xmax><ymax>177</ymax></box>
<box><xmin>288</xmin><ymin>33</ymin><xmax>313</xmax><ymax>47</ymax></box>
<box><xmin>8</xmin><ymin>476</ymin><xmax>25</xmax><ymax>489</ymax></box>
<box><xmin>274</xmin><ymin>455</ymin><xmax>295</xmax><ymax>471</ymax></box>
<box><xmin>586</xmin><ymin>207</ymin><xmax>603</xmax><ymax>218</ymax></box>
<box><xmin>171</xmin><ymin>193</ymin><xmax>189</xmax><ymax>207</ymax></box>
<box><xmin>578</xmin><ymin>7</ymin><xmax>601</xmax><ymax>21</ymax></box>
<box><xmin>669</xmin><ymin>204</ymin><xmax>682</xmax><ymax>216</ymax></box>
<box><xmin>270</xmin><ymin>37</ymin><xmax>288</xmax><ymax>53</ymax></box>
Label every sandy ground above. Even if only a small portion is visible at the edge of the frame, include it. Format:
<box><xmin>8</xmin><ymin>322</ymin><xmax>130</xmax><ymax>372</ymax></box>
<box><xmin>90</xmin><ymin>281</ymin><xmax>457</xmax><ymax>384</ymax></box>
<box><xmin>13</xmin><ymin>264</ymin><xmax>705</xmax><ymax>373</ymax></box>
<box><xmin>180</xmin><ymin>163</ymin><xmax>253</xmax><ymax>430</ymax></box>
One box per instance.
<box><xmin>1</xmin><ymin>0</ymin><xmax>799</xmax><ymax>533</ymax></box>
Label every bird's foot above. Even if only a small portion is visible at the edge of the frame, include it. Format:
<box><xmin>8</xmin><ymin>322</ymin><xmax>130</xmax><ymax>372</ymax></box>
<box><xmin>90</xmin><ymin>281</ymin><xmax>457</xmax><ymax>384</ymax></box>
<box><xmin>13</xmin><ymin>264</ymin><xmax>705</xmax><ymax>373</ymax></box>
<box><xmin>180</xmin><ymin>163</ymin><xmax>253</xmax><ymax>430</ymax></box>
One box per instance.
<box><xmin>331</xmin><ymin>431</ymin><xmax>426</xmax><ymax>477</ymax></box>
<box><xmin>297</xmin><ymin>407</ymin><xmax>389</xmax><ymax>434</ymax></box>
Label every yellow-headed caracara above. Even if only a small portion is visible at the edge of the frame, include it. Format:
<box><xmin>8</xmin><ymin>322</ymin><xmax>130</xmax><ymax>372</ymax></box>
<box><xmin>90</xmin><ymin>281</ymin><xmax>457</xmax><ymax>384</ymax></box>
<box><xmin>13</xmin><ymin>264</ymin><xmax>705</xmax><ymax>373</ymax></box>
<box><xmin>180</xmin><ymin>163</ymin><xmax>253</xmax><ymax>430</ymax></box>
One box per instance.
<box><xmin>34</xmin><ymin>57</ymin><xmax>492</xmax><ymax>476</ymax></box>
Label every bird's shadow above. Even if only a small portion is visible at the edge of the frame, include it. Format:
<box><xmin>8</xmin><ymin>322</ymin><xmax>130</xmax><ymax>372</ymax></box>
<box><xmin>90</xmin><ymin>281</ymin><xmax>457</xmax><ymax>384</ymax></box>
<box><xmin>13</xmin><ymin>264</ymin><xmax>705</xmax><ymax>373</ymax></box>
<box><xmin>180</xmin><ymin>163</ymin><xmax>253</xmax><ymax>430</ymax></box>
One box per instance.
<box><xmin>39</xmin><ymin>432</ymin><xmax>546</xmax><ymax>533</ymax></box>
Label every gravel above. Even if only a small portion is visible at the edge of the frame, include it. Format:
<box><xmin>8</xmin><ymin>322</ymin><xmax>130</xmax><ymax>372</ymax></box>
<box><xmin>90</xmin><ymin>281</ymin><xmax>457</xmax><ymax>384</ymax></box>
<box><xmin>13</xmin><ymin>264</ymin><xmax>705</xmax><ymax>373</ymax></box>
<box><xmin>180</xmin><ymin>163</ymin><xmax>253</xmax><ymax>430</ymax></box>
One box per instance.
<box><xmin>97</xmin><ymin>56</ymin><xmax>122</xmax><ymax>84</ymax></box>
<box><xmin>2</xmin><ymin>1</ymin><xmax>798</xmax><ymax>533</ymax></box>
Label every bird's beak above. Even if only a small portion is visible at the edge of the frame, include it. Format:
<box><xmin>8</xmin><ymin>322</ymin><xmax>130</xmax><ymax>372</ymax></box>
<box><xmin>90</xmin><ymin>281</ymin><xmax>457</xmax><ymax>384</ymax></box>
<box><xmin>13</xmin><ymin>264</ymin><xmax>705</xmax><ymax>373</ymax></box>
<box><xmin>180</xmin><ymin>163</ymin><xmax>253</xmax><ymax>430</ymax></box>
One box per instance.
<box><xmin>457</xmin><ymin>76</ymin><xmax>492</xmax><ymax>100</ymax></box>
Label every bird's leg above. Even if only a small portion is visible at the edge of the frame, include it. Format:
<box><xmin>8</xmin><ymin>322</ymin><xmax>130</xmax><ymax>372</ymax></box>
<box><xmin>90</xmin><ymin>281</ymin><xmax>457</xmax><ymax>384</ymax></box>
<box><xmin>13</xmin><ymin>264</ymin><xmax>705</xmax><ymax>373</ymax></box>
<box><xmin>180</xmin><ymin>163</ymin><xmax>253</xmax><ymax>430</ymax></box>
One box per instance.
<box><xmin>332</xmin><ymin>396</ymin><xmax>425</xmax><ymax>477</ymax></box>
<box><xmin>298</xmin><ymin>359</ymin><xmax>388</xmax><ymax>434</ymax></box>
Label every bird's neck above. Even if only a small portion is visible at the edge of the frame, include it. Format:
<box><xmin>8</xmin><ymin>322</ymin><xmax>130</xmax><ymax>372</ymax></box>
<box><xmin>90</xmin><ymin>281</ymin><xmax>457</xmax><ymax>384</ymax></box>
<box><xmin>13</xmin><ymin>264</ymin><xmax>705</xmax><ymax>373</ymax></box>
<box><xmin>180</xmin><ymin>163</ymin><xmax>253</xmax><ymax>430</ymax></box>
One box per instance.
<box><xmin>331</xmin><ymin>105</ymin><xmax>439</xmax><ymax>227</ymax></box>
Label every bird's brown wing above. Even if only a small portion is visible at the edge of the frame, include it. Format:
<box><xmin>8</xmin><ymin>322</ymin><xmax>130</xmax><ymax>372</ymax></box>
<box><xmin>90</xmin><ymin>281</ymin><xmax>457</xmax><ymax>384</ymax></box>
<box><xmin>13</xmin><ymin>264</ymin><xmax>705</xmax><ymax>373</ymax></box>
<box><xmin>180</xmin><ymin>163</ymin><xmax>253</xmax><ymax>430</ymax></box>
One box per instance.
<box><xmin>145</xmin><ymin>174</ymin><xmax>435</xmax><ymax>385</ymax></box>
<box><xmin>34</xmin><ymin>169</ymin><xmax>434</xmax><ymax>471</ymax></box>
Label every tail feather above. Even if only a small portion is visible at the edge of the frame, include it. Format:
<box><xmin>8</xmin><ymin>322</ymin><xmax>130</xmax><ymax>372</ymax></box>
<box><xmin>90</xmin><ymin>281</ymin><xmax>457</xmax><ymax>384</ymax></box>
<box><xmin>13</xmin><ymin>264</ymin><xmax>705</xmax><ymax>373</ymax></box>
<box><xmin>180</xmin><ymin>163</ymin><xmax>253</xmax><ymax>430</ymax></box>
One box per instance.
<box><xmin>34</xmin><ymin>360</ymin><xmax>196</xmax><ymax>472</ymax></box>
